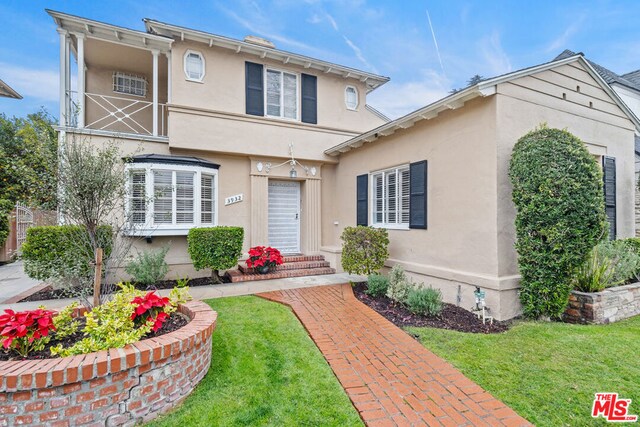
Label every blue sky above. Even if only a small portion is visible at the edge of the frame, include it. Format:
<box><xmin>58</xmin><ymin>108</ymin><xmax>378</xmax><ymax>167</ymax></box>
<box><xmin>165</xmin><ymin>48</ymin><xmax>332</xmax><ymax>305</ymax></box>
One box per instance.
<box><xmin>1</xmin><ymin>0</ymin><xmax>639</xmax><ymax>120</ymax></box>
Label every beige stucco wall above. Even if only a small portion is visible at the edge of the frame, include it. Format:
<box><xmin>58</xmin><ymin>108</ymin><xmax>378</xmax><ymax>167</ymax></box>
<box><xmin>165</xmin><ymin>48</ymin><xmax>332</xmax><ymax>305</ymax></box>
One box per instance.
<box><xmin>323</xmin><ymin>96</ymin><xmax>503</xmax><ymax>316</ymax></box>
<box><xmin>325</xmin><ymin>60</ymin><xmax>637</xmax><ymax>320</ymax></box>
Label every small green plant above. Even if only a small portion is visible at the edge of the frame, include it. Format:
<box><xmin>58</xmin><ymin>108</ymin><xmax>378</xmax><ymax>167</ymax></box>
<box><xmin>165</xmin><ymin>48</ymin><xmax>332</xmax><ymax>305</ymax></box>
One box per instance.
<box><xmin>573</xmin><ymin>241</ymin><xmax>640</xmax><ymax>292</ymax></box>
<box><xmin>340</xmin><ymin>226</ymin><xmax>389</xmax><ymax>275</ymax></box>
<box><xmin>406</xmin><ymin>286</ymin><xmax>443</xmax><ymax>317</ymax></box>
<box><xmin>175</xmin><ymin>276</ymin><xmax>190</xmax><ymax>288</ymax></box>
<box><xmin>365</xmin><ymin>274</ymin><xmax>389</xmax><ymax>297</ymax></box>
<box><xmin>187</xmin><ymin>226</ymin><xmax>244</xmax><ymax>283</ymax></box>
<box><xmin>125</xmin><ymin>246</ymin><xmax>170</xmax><ymax>285</ymax></box>
<box><xmin>52</xmin><ymin>302</ymin><xmax>81</xmax><ymax>340</ymax></box>
<box><xmin>386</xmin><ymin>264</ymin><xmax>412</xmax><ymax>304</ymax></box>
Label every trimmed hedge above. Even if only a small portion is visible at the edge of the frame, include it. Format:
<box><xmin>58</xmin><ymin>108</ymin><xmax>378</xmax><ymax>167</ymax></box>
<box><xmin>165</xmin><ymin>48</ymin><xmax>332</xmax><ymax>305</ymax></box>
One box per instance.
<box><xmin>509</xmin><ymin>127</ymin><xmax>606</xmax><ymax>319</ymax></box>
<box><xmin>0</xmin><ymin>199</ymin><xmax>12</xmax><ymax>247</ymax></box>
<box><xmin>21</xmin><ymin>225</ymin><xmax>113</xmax><ymax>281</ymax></box>
<box><xmin>340</xmin><ymin>226</ymin><xmax>389</xmax><ymax>276</ymax></box>
<box><xmin>187</xmin><ymin>226</ymin><xmax>244</xmax><ymax>281</ymax></box>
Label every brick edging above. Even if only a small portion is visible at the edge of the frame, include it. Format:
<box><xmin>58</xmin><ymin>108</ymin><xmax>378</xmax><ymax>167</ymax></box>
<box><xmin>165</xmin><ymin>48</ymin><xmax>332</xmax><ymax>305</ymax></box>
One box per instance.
<box><xmin>0</xmin><ymin>300</ymin><xmax>217</xmax><ymax>392</ymax></box>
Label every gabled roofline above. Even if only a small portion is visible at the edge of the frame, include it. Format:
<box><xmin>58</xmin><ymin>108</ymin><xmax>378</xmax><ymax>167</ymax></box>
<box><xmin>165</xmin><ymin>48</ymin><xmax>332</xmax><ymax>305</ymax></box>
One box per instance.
<box><xmin>326</xmin><ymin>54</ymin><xmax>640</xmax><ymax>156</ymax></box>
<box><xmin>366</xmin><ymin>105</ymin><xmax>391</xmax><ymax>122</ymax></box>
<box><xmin>46</xmin><ymin>9</ymin><xmax>172</xmax><ymax>53</ymax></box>
<box><xmin>0</xmin><ymin>79</ymin><xmax>22</xmax><ymax>99</ymax></box>
<box><xmin>143</xmin><ymin>18</ymin><xmax>389</xmax><ymax>93</ymax></box>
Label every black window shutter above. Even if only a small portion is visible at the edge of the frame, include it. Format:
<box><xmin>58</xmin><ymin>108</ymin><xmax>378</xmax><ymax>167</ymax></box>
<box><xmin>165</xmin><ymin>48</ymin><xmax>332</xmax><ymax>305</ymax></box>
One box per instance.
<box><xmin>245</xmin><ymin>62</ymin><xmax>264</xmax><ymax>116</ymax></box>
<box><xmin>356</xmin><ymin>174</ymin><xmax>368</xmax><ymax>226</ymax></box>
<box><xmin>301</xmin><ymin>74</ymin><xmax>317</xmax><ymax>124</ymax></box>
<box><xmin>409</xmin><ymin>161</ymin><xmax>428</xmax><ymax>229</ymax></box>
<box><xmin>603</xmin><ymin>156</ymin><xmax>616</xmax><ymax>239</ymax></box>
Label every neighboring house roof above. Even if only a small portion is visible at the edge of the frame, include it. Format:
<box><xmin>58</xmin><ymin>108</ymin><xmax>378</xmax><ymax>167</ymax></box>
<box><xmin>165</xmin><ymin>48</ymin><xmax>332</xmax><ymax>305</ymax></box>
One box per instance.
<box><xmin>555</xmin><ymin>49</ymin><xmax>640</xmax><ymax>94</ymax></box>
<box><xmin>47</xmin><ymin>9</ymin><xmax>173</xmax><ymax>52</ymax></box>
<box><xmin>0</xmin><ymin>79</ymin><xmax>22</xmax><ymax>99</ymax></box>
<box><xmin>143</xmin><ymin>19</ymin><xmax>389</xmax><ymax>93</ymax></box>
<box><xmin>622</xmin><ymin>70</ymin><xmax>640</xmax><ymax>86</ymax></box>
<box><xmin>326</xmin><ymin>54</ymin><xmax>640</xmax><ymax>156</ymax></box>
<box><xmin>635</xmin><ymin>135</ymin><xmax>640</xmax><ymax>156</ymax></box>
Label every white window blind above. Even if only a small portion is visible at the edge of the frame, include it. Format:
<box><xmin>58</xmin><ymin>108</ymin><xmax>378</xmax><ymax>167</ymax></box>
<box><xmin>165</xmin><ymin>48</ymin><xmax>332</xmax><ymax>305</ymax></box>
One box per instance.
<box><xmin>201</xmin><ymin>174</ymin><xmax>214</xmax><ymax>224</ymax></box>
<box><xmin>153</xmin><ymin>171</ymin><xmax>173</xmax><ymax>224</ymax></box>
<box><xmin>129</xmin><ymin>171</ymin><xmax>146</xmax><ymax>224</ymax></box>
<box><xmin>113</xmin><ymin>72</ymin><xmax>147</xmax><ymax>97</ymax></box>
<box><xmin>371</xmin><ymin>166</ymin><xmax>410</xmax><ymax>228</ymax></box>
<box><xmin>265</xmin><ymin>69</ymin><xmax>298</xmax><ymax>119</ymax></box>
<box><xmin>175</xmin><ymin>172</ymin><xmax>194</xmax><ymax>224</ymax></box>
<box><xmin>185</xmin><ymin>51</ymin><xmax>205</xmax><ymax>81</ymax></box>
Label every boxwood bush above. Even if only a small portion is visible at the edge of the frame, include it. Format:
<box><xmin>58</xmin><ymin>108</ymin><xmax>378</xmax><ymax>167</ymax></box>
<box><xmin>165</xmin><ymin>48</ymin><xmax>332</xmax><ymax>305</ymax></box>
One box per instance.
<box><xmin>187</xmin><ymin>226</ymin><xmax>244</xmax><ymax>283</ymax></box>
<box><xmin>509</xmin><ymin>127</ymin><xmax>607</xmax><ymax>319</ymax></box>
<box><xmin>340</xmin><ymin>226</ymin><xmax>389</xmax><ymax>275</ymax></box>
<box><xmin>21</xmin><ymin>225</ymin><xmax>113</xmax><ymax>281</ymax></box>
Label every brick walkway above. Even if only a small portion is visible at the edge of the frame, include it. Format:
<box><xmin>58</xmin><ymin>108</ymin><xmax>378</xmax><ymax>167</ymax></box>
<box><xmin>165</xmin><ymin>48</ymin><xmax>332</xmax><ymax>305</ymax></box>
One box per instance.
<box><xmin>258</xmin><ymin>284</ymin><xmax>531</xmax><ymax>427</ymax></box>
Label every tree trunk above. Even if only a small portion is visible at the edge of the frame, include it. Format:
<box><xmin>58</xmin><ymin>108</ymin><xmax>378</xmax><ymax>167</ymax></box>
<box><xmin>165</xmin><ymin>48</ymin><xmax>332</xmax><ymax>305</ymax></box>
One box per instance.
<box><xmin>93</xmin><ymin>247</ymin><xmax>103</xmax><ymax>307</ymax></box>
<box><xmin>211</xmin><ymin>269</ymin><xmax>222</xmax><ymax>284</ymax></box>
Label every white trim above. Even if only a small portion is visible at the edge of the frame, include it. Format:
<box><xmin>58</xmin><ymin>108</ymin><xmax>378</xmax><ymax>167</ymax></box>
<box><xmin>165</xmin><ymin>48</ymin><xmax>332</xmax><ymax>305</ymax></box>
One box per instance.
<box><xmin>183</xmin><ymin>49</ymin><xmax>205</xmax><ymax>82</ymax></box>
<box><xmin>264</xmin><ymin>67</ymin><xmax>300</xmax><ymax>121</ymax></box>
<box><xmin>326</xmin><ymin>55</ymin><xmax>640</xmax><ymax>156</ymax></box>
<box><xmin>345</xmin><ymin>85</ymin><xmax>358</xmax><ymax>110</ymax></box>
<box><xmin>370</xmin><ymin>164</ymin><xmax>410</xmax><ymax>229</ymax></box>
<box><xmin>124</xmin><ymin>162</ymin><xmax>218</xmax><ymax>236</ymax></box>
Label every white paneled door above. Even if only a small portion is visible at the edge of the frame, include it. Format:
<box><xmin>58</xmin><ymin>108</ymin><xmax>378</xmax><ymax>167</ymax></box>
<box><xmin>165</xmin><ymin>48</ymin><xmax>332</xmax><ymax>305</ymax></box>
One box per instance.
<box><xmin>268</xmin><ymin>180</ymin><xmax>300</xmax><ymax>254</ymax></box>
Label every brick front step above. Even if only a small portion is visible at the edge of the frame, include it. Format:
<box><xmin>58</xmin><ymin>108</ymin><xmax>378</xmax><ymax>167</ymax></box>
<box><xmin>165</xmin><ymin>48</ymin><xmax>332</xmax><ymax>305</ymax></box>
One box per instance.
<box><xmin>239</xmin><ymin>260</ymin><xmax>331</xmax><ymax>274</ymax></box>
<box><xmin>283</xmin><ymin>255</ymin><xmax>325</xmax><ymax>263</ymax></box>
<box><xmin>228</xmin><ymin>267</ymin><xmax>336</xmax><ymax>283</ymax></box>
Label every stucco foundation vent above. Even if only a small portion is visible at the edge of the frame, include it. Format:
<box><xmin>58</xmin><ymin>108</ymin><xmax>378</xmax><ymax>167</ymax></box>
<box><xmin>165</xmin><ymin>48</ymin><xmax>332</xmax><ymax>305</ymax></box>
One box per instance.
<box><xmin>244</xmin><ymin>35</ymin><xmax>275</xmax><ymax>49</ymax></box>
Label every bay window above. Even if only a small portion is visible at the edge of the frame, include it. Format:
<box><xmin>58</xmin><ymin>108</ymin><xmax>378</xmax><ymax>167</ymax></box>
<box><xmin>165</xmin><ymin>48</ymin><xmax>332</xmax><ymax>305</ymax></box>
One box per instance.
<box><xmin>125</xmin><ymin>156</ymin><xmax>218</xmax><ymax>236</ymax></box>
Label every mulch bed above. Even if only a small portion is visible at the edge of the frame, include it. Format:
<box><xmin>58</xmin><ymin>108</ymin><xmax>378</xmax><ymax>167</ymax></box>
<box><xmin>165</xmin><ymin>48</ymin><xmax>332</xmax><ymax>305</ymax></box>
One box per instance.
<box><xmin>0</xmin><ymin>312</ymin><xmax>189</xmax><ymax>361</ymax></box>
<box><xmin>20</xmin><ymin>275</ymin><xmax>229</xmax><ymax>302</ymax></box>
<box><xmin>352</xmin><ymin>282</ymin><xmax>510</xmax><ymax>334</ymax></box>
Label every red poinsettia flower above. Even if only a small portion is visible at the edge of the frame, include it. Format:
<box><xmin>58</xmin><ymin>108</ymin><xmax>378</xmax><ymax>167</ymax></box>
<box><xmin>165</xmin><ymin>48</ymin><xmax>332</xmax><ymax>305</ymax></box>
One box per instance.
<box><xmin>245</xmin><ymin>246</ymin><xmax>285</xmax><ymax>270</ymax></box>
<box><xmin>0</xmin><ymin>308</ymin><xmax>56</xmax><ymax>356</ymax></box>
<box><xmin>131</xmin><ymin>291</ymin><xmax>171</xmax><ymax>332</ymax></box>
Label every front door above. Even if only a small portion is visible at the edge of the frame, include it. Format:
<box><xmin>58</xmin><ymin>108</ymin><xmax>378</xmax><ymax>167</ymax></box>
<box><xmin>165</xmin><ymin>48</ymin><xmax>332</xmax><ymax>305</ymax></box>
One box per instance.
<box><xmin>268</xmin><ymin>180</ymin><xmax>300</xmax><ymax>254</ymax></box>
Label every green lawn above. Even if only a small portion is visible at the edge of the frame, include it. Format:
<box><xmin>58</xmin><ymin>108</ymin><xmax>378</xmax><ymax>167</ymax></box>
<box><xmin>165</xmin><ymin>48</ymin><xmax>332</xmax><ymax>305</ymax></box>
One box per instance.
<box><xmin>148</xmin><ymin>296</ymin><xmax>363</xmax><ymax>427</ymax></box>
<box><xmin>407</xmin><ymin>316</ymin><xmax>640</xmax><ymax>427</ymax></box>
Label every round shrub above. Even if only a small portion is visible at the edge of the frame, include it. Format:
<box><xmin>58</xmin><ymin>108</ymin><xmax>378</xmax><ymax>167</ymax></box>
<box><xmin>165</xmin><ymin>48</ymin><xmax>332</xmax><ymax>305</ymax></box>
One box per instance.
<box><xmin>365</xmin><ymin>274</ymin><xmax>389</xmax><ymax>297</ymax></box>
<box><xmin>406</xmin><ymin>286</ymin><xmax>443</xmax><ymax>317</ymax></box>
<box><xmin>509</xmin><ymin>127</ymin><xmax>607</xmax><ymax>319</ymax></box>
<box><xmin>187</xmin><ymin>226</ymin><xmax>244</xmax><ymax>283</ymax></box>
<box><xmin>340</xmin><ymin>226</ymin><xmax>389</xmax><ymax>275</ymax></box>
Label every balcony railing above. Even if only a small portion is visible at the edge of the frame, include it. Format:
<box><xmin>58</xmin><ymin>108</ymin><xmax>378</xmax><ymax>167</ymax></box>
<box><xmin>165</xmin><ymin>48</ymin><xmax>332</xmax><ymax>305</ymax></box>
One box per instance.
<box><xmin>66</xmin><ymin>90</ymin><xmax>167</xmax><ymax>137</ymax></box>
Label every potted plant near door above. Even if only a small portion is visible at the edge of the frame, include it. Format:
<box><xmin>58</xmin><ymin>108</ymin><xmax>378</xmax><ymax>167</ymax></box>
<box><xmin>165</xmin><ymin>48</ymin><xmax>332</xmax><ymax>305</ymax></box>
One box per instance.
<box><xmin>246</xmin><ymin>246</ymin><xmax>285</xmax><ymax>274</ymax></box>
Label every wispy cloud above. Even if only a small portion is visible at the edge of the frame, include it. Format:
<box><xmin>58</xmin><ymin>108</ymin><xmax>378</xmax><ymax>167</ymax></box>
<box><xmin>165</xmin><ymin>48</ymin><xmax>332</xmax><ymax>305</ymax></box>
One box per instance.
<box><xmin>545</xmin><ymin>16</ymin><xmax>585</xmax><ymax>53</ymax></box>
<box><xmin>478</xmin><ymin>31</ymin><xmax>512</xmax><ymax>75</ymax></box>
<box><xmin>0</xmin><ymin>63</ymin><xmax>59</xmax><ymax>101</ymax></box>
<box><xmin>368</xmin><ymin>69</ymin><xmax>450</xmax><ymax>119</ymax></box>
<box><xmin>318</xmin><ymin>11</ymin><xmax>378</xmax><ymax>73</ymax></box>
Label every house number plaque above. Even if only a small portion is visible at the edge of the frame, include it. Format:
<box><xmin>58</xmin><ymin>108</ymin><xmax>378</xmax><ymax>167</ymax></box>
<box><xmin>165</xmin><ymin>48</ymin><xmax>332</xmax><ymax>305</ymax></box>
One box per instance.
<box><xmin>225</xmin><ymin>194</ymin><xmax>243</xmax><ymax>206</ymax></box>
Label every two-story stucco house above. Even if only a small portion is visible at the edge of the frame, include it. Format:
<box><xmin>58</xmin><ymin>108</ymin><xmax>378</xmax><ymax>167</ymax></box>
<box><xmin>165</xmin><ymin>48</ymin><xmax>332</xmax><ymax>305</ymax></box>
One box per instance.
<box><xmin>49</xmin><ymin>10</ymin><xmax>640</xmax><ymax>320</ymax></box>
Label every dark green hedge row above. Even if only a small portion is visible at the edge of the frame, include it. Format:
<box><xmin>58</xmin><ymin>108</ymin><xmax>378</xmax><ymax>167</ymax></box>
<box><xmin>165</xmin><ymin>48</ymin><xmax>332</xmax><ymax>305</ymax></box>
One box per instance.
<box><xmin>21</xmin><ymin>225</ymin><xmax>113</xmax><ymax>280</ymax></box>
<box><xmin>187</xmin><ymin>226</ymin><xmax>244</xmax><ymax>275</ymax></box>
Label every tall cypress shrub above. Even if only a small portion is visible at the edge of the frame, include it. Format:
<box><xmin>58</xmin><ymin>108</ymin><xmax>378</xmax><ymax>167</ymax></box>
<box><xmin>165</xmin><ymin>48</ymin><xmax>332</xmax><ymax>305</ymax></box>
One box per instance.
<box><xmin>509</xmin><ymin>126</ymin><xmax>607</xmax><ymax>319</ymax></box>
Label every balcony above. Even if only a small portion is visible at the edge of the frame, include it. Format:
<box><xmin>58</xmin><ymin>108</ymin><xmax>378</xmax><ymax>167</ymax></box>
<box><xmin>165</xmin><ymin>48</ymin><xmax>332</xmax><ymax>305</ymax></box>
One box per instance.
<box><xmin>66</xmin><ymin>90</ymin><xmax>167</xmax><ymax>137</ymax></box>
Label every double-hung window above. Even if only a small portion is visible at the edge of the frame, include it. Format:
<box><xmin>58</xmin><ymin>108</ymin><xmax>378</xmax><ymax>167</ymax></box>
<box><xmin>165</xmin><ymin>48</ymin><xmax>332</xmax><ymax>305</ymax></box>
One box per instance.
<box><xmin>371</xmin><ymin>166</ymin><xmax>410</xmax><ymax>228</ymax></box>
<box><xmin>126</xmin><ymin>160</ymin><xmax>218</xmax><ymax>236</ymax></box>
<box><xmin>266</xmin><ymin>68</ymin><xmax>298</xmax><ymax>120</ymax></box>
<box><xmin>113</xmin><ymin>72</ymin><xmax>147</xmax><ymax>97</ymax></box>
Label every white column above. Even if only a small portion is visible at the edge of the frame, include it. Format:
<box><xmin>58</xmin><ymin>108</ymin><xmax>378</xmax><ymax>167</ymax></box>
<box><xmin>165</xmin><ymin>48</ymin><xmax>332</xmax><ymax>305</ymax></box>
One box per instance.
<box><xmin>165</xmin><ymin>51</ymin><xmax>172</xmax><ymax>104</ymax></box>
<box><xmin>152</xmin><ymin>49</ymin><xmax>159</xmax><ymax>136</ymax></box>
<box><xmin>57</xmin><ymin>29</ymin><xmax>68</xmax><ymax>126</ymax></box>
<box><xmin>76</xmin><ymin>33</ymin><xmax>86</xmax><ymax>128</ymax></box>
<box><xmin>65</xmin><ymin>36</ymin><xmax>71</xmax><ymax>123</ymax></box>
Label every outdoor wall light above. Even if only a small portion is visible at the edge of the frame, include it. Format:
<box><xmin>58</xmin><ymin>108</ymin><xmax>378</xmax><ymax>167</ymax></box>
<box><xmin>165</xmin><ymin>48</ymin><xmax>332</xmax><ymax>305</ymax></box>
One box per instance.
<box><xmin>261</xmin><ymin>143</ymin><xmax>311</xmax><ymax>178</ymax></box>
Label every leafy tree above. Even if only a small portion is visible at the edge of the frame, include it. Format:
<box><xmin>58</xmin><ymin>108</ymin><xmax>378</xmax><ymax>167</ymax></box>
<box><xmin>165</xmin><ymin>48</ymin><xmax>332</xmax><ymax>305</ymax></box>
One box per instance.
<box><xmin>449</xmin><ymin>74</ymin><xmax>485</xmax><ymax>94</ymax></box>
<box><xmin>509</xmin><ymin>126</ymin><xmax>607</xmax><ymax>319</ymax></box>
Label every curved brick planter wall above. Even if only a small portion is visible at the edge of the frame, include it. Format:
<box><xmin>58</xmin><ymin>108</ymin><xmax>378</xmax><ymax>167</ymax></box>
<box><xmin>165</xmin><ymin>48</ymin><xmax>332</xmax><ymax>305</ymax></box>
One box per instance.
<box><xmin>564</xmin><ymin>282</ymin><xmax>640</xmax><ymax>324</ymax></box>
<box><xmin>0</xmin><ymin>300</ymin><xmax>217</xmax><ymax>426</ymax></box>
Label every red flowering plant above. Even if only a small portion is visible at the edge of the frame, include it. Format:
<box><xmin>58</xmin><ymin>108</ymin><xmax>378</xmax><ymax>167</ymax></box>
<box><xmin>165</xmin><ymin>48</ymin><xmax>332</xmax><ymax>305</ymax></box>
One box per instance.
<box><xmin>0</xmin><ymin>308</ymin><xmax>56</xmax><ymax>357</ymax></box>
<box><xmin>130</xmin><ymin>291</ymin><xmax>171</xmax><ymax>332</ymax></box>
<box><xmin>246</xmin><ymin>246</ymin><xmax>285</xmax><ymax>271</ymax></box>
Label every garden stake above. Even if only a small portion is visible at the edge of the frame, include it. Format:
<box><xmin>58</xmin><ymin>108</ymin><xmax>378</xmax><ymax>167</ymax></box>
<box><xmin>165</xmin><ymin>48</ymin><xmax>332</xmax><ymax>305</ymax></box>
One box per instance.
<box><xmin>93</xmin><ymin>247</ymin><xmax>103</xmax><ymax>307</ymax></box>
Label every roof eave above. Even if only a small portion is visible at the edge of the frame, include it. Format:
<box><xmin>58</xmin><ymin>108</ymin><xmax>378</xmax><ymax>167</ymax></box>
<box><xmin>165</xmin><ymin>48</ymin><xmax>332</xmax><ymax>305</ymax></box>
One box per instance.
<box><xmin>143</xmin><ymin>19</ymin><xmax>389</xmax><ymax>93</ymax></box>
<box><xmin>0</xmin><ymin>80</ymin><xmax>22</xmax><ymax>99</ymax></box>
<box><xmin>46</xmin><ymin>9</ymin><xmax>172</xmax><ymax>52</ymax></box>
